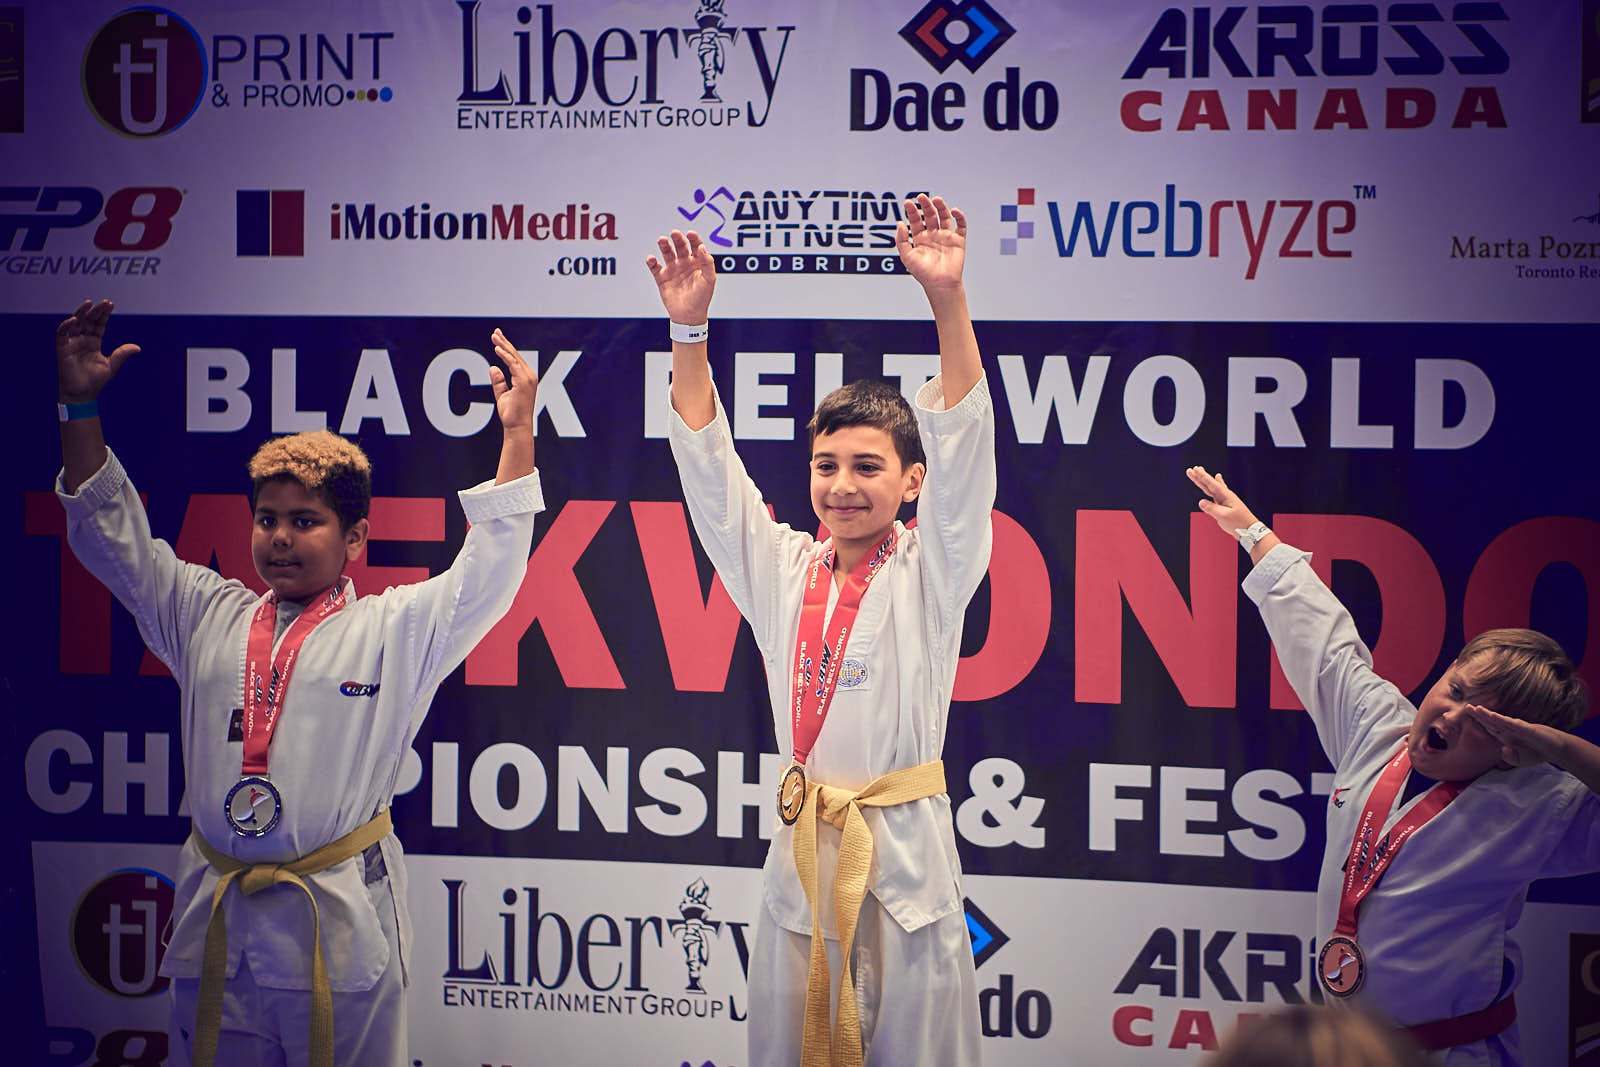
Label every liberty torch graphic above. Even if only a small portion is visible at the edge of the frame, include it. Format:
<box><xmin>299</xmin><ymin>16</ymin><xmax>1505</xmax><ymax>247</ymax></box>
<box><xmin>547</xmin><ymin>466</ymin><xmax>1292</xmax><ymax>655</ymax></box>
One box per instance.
<box><xmin>670</xmin><ymin>877</ymin><xmax>721</xmax><ymax>993</ymax></box>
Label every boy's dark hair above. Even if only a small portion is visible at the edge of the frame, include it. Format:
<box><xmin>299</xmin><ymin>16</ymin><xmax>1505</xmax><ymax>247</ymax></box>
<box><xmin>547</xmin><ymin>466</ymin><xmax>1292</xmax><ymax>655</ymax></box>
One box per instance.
<box><xmin>1457</xmin><ymin>628</ymin><xmax>1590</xmax><ymax>732</ymax></box>
<box><xmin>247</xmin><ymin>430</ymin><xmax>372</xmax><ymax>531</ymax></box>
<box><xmin>806</xmin><ymin>379</ymin><xmax>926</xmax><ymax>468</ymax></box>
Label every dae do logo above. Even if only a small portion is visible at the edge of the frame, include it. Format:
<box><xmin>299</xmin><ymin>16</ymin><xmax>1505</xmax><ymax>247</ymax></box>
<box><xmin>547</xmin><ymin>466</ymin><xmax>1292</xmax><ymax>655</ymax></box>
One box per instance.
<box><xmin>72</xmin><ymin>867</ymin><xmax>175</xmax><ymax>997</ymax></box>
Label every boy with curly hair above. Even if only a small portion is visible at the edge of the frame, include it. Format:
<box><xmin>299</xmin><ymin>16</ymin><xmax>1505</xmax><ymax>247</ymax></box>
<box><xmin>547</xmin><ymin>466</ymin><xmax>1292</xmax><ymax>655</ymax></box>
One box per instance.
<box><xmin>54</xmin><ymin>300</ymin><xmax>544</xmax><ymax>1067</ymax></box>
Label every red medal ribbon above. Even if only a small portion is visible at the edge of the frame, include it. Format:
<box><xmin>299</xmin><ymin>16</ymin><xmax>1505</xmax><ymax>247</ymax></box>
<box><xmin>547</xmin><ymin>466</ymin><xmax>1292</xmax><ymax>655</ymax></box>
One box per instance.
<box><xmin>241</xmin><ymin>584</ymin><xmax>348</xmax><ymax>776</ymax></box>
<box><xmin>1333</xmin><ymin>744</ymin><xmax>1470</xmax><ymax>939</ymax></box>
<box><xmin>788</xmin><ymin>529</ymin><xmax>898</xmax><ymax>766</ymax></box>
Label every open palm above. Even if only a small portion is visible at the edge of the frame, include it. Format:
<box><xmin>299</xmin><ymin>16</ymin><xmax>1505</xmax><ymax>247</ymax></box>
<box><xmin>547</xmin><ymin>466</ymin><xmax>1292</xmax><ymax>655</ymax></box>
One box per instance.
<box><xmin>57</xmin><ymin>299</ymin><xmax>139</xmax><ymax>403</ymax></box>
<box><xmin>896</xmin><ymin>194</ymin><xmax>967</xmax><ymax>292</ymax></box>
<box><xmin>646</xmin><ymin>230</ymin><xmax>716</xmax><ymax>324</ymax></box>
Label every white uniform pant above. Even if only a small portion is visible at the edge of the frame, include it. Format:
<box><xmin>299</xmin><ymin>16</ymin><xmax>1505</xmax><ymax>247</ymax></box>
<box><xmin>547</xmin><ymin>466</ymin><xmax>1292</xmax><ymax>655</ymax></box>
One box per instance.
<box><xmin>165</xmin><ymin>875</ymin><xmax>406</xmax><ymax>1067</ymax></box>
<box><xmin>748</xmin><ymin>893</ymin><xmax>981</xmax><ymax>1067</ymax></box>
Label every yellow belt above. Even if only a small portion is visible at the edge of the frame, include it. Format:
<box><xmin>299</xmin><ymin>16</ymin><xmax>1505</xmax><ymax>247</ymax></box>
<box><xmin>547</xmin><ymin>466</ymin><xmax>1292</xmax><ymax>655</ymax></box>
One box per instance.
<box><xmin>792</xmin><ymin>760</ymin><xmax>946</xmax><ymax>1067</ymax></box>
<box><xmin>190</xmin><ymin>809</ymin><xmax>393</xmax><ymax>1067</ymax></box>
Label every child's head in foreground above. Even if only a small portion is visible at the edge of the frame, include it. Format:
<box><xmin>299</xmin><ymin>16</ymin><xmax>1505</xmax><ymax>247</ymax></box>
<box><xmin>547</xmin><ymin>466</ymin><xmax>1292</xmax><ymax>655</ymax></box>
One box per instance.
<box><xmin>806</xmin><ymin>379</ymin><xmax>927</xmax><ymax>554</ymax></box>
<box><xmin>1408</xmin><ymin>627</ymin><xmax>1588</xmax><ymax>780</ymax></box>
<box><xmin>1204</xmin><ymin>1004</ymin><xmax>1429</xmax><ymax>1067</ymax></box>
<box><xmin>248</xmin><ymin>430</ymin><xmax>372</xmax><ymax>602</ymax></box>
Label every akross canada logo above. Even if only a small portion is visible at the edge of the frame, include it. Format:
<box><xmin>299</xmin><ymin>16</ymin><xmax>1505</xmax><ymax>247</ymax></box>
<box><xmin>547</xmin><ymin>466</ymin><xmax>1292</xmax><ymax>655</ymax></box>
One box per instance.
<box><xmin>455</xmin><ymin>0</ymin><xmax>795</xmax><ymax>132</ymax></box>
<box><xmin>72</xmin><ymin>868</ymin><xmax>175</xmax><ymax>997</ymax></box>
<box><xmin>1120</xmin><ymin>4</ymin><xmax>1512</xmax><ymax>133</ymax></box>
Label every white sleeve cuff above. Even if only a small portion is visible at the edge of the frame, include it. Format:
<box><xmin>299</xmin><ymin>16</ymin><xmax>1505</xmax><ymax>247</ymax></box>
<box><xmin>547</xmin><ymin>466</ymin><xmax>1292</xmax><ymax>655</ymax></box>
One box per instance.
<box><xmin>1242</xmin><ymin>542</ymin><xmax>1312</xmax><ymax>605</ymax></box>
<box><xmin>55</xmin><ymin>448</ymin><xmax>127</xmax><ymax>516</ymax></box>
<box><xmin>915</xmin><ymin>373</ymin><xmax>991</xmax><ymax>430</ymax></box>
<box><xmin>459</xmin><ymin>468</ymin><xmax>545</xmax><ymax>523</ymax></box>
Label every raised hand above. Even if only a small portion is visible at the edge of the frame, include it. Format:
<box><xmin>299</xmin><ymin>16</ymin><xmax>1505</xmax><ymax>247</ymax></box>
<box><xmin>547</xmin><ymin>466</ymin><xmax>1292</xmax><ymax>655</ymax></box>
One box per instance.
<box><xmin>896</xmin><ymin>194</ymin><xmax>967</xmax><ymax>294</ymax></box>
<box><xmin>1186</xmin><ymin>465</ymin><xmax>1261</xmax><ymax>537</ymax></box>
<box><xmin>1464</xmin><ymin>703</ymin><xmax>1573</xmax><ymax>768</ymax></box>
<box><xmin>646</xmin><ymin>230</ymin><xmax>716</xmax><ymax>325</ymax></box>
<box><xmin>489</xmin><ymin>328</ymin><xmax>538</xmax><ymax>431</ymax></box>
<box><xmin>57</xmin><ymin>299</ymin><xmax>140</xmax><ymax>403</ymax></box>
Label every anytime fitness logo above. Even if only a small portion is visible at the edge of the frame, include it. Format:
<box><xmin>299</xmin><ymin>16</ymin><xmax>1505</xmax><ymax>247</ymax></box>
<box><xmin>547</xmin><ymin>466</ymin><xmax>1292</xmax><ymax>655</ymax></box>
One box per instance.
<box><xmin>454</xmin><ymin>0</ymin><xmax>795</xmax><ymax>132</ymax></box>
<box><xmin>673</xmin><ymin>184</ymin><xmax>918</xmax><ymax>274</ymax></box>
<box><xmin>72</xmin><ymin>868</ymin><xmax>175</xmax><ymax>997</ymax></box>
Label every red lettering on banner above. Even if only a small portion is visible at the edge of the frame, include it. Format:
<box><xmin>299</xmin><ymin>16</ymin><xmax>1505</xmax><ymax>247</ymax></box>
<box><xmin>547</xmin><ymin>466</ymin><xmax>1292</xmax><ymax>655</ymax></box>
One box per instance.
<box><xmin>25</xmin><ymin>491</ymin><xmax>113</xmax><ymax>674</ymax></box>
<box><xmin>1452</xmin><ymin>87</ymin><xmax>1506</xmax><ymax>128</ymax></box>
<box><xmin>1387</xmin><ymin>87</ymin><xmax>1435</xmax><ymax>129</ymax></box>
<box><xmin>344</xmin><ymin>497</ymin><xmax>446</xmax><ymax>593</ymax></box>
<box><xmin>630</xmin><ymin>501</ymin><xmax>745</xmax><ymax>692</ymax></box>
<box><xmin>1111</xmin><ymin>1004</ymin><xmax>1155</xmax><ymax>1047</ymax></box>
<box><xmin>467</xmin><ymin>500</ymin><xmax>623</xmax><ymax>688</ymax></box>
<box><xmin>1168</xmin><ymin>1008</ymin><xmax>1219</xmax><ymax>1050</ymax></box>
<box><xmin>1247</xmin><ymin>88</ymin><xmax>1295</xmax><ymax>130</ymax></box>
<box><xmin>1177</xmin><ymin>89</ymin><xmax>1228</xmax><ymax>131</ymax></box>
<box><xmin>1122</xmin><ymin>90</ymin><xmax>1161</xmax><ymax>132</ymax></box>
<box><xmin>954</xmin><ymin>510</ymin><xmax>1051</xmax><ymax>701</ymax></box>
<box><xmin>1268</xmin><ymin>515</ymin><xmax>1444</xmax><ymax>709</ymax></box>
<box><xmin>1076</xmin><ymin>512</ymin><xmax>1237</xmax><ymax>707</ymax></box>
<box><xmin>1463</xmin><ymin>517</ymin><xmax>1599</xmax><ymax>701</ymax></box>
<box><xmin>1313</xmin><ymin>88</ymin><xmax>1368</xmax><ymax>129</ymax></box>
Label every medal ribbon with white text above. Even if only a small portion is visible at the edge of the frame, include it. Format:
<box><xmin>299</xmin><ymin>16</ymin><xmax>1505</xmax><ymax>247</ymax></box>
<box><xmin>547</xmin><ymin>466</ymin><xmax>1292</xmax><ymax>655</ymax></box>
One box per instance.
<box><xmin>1333</xmin><ymin>744</ymin><xmax>1471</xmax><ymax>940</ymax></box>
<box><xmin>788</xmin><ymin>529</ymin><xmax>898</xmax><ymax>766</ymax></box>
<box><xmin>241</xmin><ymin>584</ymin><xmax>348</xmax><ymax>777</ymax></box>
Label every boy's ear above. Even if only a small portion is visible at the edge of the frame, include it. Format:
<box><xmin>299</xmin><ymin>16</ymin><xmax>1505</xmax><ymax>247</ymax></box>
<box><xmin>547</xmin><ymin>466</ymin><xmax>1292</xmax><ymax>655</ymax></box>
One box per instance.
<box><xmin>344</xmin><ymin>517</ymin><xmax>370</xmax><ymax>562</ymax></box>
<box><xmin>902</xmin><ymin>461</ymin><xmax>926</xmax><ymax>503</ymax></box>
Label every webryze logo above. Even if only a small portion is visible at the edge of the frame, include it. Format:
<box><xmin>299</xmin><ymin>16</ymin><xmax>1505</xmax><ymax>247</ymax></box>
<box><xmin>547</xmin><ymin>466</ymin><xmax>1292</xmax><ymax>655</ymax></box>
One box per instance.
<box><xmin>1120</xmin><ymin>4</ymin><xmax>1511</xmax><ymax>132</ymax></box>
<box><xmin>1016</xmin><ymin>183</ymin><xmax>1359</xmax><ymax>280</ymax></box>
<box><xmin>440</xmin><ymin>876</ymin><xmax>750</xmax><ymax>1020</ymax></box>
<box><xmin>455</xmin><ymin>0</ymin><xmax>794</xmax><ymax>131</ymax></box>
<box><xmin>675</xmin><ymin>185</ymin><xmax>921</xmax><ymax>274</ymax></box>
<box><xmin>852</xmin><ymin>0</ymin><xmax>1058</xmax><ymax>132</ymax></box>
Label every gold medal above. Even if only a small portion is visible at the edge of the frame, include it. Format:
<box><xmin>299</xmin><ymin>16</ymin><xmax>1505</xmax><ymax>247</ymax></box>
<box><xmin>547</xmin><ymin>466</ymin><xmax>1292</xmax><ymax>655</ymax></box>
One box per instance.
<box><xmin>1318</xmin><ymin>934</ymin><xmax>1366</xmax><ymax>998</ymax></box>
<box><xmin>778</xmin><ymin>764</ymin><xmax>806</xmax><ymax>825</ymax></box>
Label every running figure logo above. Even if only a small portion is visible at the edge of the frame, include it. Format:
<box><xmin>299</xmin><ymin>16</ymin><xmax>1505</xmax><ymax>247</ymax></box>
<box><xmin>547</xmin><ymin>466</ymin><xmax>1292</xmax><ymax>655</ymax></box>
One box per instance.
<box><xmin>685</xmin><ymin>1</ymin><xmax>737</xmax><ymax>102</ymax></box>
<box><xmin>679</xmin><ymin>185</ymin><xmax>737</xmax><ymax>246</ymax></box>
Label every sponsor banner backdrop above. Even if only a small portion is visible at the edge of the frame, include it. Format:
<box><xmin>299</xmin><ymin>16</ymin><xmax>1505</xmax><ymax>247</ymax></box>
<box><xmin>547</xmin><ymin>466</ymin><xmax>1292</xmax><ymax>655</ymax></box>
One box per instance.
<box><xmin>6</xmin><ymin>2</ymin><xmax>1599</xmax><ymax>1065</ymax></box>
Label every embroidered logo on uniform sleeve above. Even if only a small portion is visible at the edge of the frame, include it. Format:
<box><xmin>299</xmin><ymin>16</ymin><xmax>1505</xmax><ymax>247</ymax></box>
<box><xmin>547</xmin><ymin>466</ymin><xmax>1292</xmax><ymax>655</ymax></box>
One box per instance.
<box><xmin>838</xmin><ymin>658</ymin><xmax>870</xmax><ymax>690</ymax></box>
<box><xmin>1331</xmin><ymin>786</ymin><xmax>1350</xmax><ymax>808</ymax></box>
<box><xmin>339</xmin><ymin>681</ymin><xmax>381</xmax><ymax>698</ymax></box>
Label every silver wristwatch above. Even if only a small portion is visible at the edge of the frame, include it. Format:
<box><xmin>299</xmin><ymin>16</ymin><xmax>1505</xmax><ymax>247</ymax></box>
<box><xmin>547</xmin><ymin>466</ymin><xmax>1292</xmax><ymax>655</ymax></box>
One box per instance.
<box><xmin>1234</xmin><ymin>521</ymin><xmax>1271</xmax><ymax>553</ymax></box>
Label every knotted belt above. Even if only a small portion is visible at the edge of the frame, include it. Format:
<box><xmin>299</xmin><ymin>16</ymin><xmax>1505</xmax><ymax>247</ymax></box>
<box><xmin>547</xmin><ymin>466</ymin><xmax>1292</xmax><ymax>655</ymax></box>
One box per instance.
<box><xmin>792</xmin><ymin>760</ymin><xmax>946</xmax><ymax>1067</ymax></box>
<box><xmin>190</xmin><ymin>808</ymin><xmax>393</xmax><ymax>1067</ymax></box>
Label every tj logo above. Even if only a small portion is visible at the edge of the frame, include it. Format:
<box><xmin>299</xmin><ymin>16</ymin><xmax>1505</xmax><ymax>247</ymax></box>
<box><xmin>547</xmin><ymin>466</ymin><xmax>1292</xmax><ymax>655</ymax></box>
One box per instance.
<box><xmin>72</xmin><ymin>869</ymin><xmax>175</xmax><ymax>997</ymax></box>
<box><xmin>678</xmin><ymin>185</ymin><xmax>737</xmax><ymax>246</ymax></box>
<box><xmin>899</xmin><ymin>0</ymin><xmax>1014</xmax><ymax>74</ymax></box>
<box><xmin>81</xmin><ymin>6</ymin><xmax>207</xmax><ymax>137</ymax></box>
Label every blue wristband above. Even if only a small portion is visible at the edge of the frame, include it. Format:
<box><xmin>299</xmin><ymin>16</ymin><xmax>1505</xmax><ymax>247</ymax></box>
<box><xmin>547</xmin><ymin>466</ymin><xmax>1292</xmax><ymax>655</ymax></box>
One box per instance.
<box><xmin>57</xmin><ymin>400</ymin><xmax>100</xmax><ymax>422</ymax></box>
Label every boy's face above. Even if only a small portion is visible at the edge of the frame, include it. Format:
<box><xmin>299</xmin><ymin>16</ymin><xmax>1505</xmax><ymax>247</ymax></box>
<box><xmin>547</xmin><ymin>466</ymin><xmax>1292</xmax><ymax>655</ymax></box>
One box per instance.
<box><xmin>809</xmin><ymin>425</ymin><xmax>924</xmax><ymax>552</ymax></box>
<box><xmin>1406</xmin><ymin>655</ymin><xmax>1508</xmax><ymax>781</ymax></box>
<box><xmin>251</xmin><ymin>478</ymin><xmax>368</xmax><ymax>602</ymax></box>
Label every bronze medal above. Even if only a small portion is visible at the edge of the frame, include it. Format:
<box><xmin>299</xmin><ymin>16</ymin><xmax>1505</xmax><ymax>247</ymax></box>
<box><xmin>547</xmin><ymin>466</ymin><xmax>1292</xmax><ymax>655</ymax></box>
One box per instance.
<box><xmin>1318</xmin><ymin>934</ymin><xmax>1365</xmax><ymax>998</ymax></box>
<box><xmin>778</xmin><ymin>764</ymin><xmax>806</xmax><ymax>825</ymax></box>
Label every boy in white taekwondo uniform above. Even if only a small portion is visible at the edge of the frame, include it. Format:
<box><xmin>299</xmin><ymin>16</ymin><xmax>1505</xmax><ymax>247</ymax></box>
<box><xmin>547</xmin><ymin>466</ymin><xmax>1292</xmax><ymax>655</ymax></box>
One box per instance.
<box><xmin>53</xmin><ymin>301</ymin><xmax>545</xmax><ymax>1067</ymax></box>
<box><xmin>647</xmin><ymin>193</ymin><xmax>995</xmax><ymax>1067</ymax></box>
<box><xmin>1185</xmin><ymin>465</ymin><xmax>1600</xmax><ymax>1066</ymax></box>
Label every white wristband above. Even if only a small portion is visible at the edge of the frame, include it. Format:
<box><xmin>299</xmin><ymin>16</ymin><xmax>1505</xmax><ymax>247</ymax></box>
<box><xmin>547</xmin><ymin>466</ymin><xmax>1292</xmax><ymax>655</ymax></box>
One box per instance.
<box><xmin>1235</xmin><ymin>521</ymin><xmax>1271</xmax><ymax>553</ymax></box>
<box><xmin>670</xmin><ymin>321</ymin><xmax>709</xmax><ymax>344</ymax></box>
